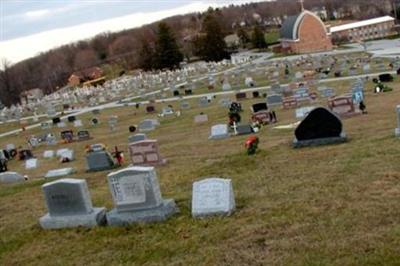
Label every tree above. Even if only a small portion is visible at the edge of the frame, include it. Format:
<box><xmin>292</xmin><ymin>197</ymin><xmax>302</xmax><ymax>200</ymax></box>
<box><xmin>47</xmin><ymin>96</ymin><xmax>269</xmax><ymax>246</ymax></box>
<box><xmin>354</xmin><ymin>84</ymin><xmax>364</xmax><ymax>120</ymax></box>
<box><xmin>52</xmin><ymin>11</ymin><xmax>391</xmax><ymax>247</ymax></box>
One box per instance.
<box><xmin>154</xmin><ymin>22</ymin><xmax>183</xmax><ymax>70</ymax></box>
<box><xmin>138</xmin><ymin>40</ymin><xmax>155</xmax><ymax>71</ymax></box>
<box><xmin>251</xmin><ymin>25</ymin><xmax>267</xmax><ymax>49</ymax></box>
<box><xmin>0</xmin><ymin>59</ymin><xmax>20</xmax><ymax>106</ymax></box>
<box><xmin>237</xmin><ymin>27</ymin><xmax>250</xmax><ymax>47</ymax></box>
<box><xmin>195</xmin><ymin>10</ymin><xmax>230</xmax><ymax>62</ymax></box>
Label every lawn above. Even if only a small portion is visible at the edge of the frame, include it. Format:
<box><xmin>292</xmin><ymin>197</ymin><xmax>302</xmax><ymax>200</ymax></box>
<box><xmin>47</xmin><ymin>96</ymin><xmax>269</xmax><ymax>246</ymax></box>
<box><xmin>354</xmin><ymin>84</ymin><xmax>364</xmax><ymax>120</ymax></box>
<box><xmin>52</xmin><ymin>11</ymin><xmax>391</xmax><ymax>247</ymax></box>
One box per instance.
<box><xmin>0</xmin><ymin>76</ymin><xmax>400</xmax><ymax>265</ymax></box>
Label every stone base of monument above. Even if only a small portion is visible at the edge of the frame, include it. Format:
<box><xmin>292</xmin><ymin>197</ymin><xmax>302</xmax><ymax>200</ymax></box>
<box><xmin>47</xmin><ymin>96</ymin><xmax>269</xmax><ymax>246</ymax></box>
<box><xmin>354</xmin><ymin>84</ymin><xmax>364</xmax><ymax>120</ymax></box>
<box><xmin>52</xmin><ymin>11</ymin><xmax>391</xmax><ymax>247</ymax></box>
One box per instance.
<box><xmin>396</xmin><ymin>128</ymin><xmax>400</xmax><ymax>137</ymax></box>
<box><xmin>39</xmin><ymin>207</ymin><xmax>106</xmax><ymax>229</ymax></box>
<box><xmin>293</xmin><ymin>136</ymin><xmax>347</xmax><ymax>148</ymax></box>
<box><xmin>106</xmin><ymin>199</ymin><xmax>178</xmax><ymax>226</ymax></box>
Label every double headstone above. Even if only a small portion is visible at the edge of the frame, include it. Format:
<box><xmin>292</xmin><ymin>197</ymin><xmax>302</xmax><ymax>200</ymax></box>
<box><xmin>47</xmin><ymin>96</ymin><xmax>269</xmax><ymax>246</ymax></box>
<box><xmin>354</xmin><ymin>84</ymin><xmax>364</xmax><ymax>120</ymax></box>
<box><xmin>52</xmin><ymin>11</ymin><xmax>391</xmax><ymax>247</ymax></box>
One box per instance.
<box><xmin>128</xmin><ymin>139</ymin><xmax>166</xmax><ymax>166</ymax></box>
<box><xmin>106</xmin><ymin>166</ymin><xmax>178</xmax><ymax>225</ymax></box>
<box><xmin>39</xmin><ymin>178</ymin><xmax>106</xmax><ymax>229</ymax></box>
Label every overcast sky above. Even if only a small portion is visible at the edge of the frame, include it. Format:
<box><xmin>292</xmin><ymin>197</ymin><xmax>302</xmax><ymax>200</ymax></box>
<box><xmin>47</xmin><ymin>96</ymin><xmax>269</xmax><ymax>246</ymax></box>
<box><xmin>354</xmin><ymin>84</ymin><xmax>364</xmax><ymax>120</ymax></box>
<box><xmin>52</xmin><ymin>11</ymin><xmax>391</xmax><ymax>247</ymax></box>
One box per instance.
<box><xmin>0</xmin><ymin>0</ymin><xmax>266</xmax><ymax>64</ymax></box>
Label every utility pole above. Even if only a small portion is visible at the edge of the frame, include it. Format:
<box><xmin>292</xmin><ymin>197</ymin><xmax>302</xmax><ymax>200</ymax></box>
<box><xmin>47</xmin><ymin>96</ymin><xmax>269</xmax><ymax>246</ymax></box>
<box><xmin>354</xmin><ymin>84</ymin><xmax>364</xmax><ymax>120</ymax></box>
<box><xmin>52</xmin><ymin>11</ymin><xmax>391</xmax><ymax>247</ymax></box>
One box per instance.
<box><xmin>393</xmin><ymin>0</ymin><xmax>398</xmax><ymax>21</ymax></box>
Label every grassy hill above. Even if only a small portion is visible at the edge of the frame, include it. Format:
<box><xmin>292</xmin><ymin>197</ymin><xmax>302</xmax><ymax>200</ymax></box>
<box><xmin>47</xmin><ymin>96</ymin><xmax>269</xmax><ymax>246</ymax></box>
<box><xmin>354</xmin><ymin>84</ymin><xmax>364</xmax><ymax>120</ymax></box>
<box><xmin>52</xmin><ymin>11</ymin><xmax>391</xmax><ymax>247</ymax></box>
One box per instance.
<box><xmin>1</xmin><ymin>76</ymin><xmax>400</xmax><ymax>265</ymax></box>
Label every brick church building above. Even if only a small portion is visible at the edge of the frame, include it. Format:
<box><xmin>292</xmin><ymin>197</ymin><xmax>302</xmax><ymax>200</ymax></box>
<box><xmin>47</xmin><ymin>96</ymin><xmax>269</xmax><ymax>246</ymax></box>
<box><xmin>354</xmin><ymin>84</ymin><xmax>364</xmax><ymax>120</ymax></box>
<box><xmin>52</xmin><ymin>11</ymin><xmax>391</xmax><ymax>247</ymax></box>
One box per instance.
<box><xmin>280</xmin><ymin>10</ymin><xmax>333</xmax><ymax>54</ymax></box>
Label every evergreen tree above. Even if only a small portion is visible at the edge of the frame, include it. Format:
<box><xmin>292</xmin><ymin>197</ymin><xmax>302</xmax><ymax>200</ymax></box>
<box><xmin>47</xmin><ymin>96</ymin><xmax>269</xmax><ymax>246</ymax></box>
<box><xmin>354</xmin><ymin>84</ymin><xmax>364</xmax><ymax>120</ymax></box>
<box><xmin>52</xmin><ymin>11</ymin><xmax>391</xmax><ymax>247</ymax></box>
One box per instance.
<box><xmin>195</xmin><ymin>10</ymin><xmax>230</xmax><ymax>62</ymax></box>
<box><xmin>251</xmin><ymin>25</ymin><xmax>268</xmax><ymax>49</ymax></box>
<box><xmin>154</xmin><ymin>22</ymin><xmax>183</xmax><ymax>70</ymax></box>
<box><xmin>138</xmin><ymin>40</ymin><xmax>154</xmax><ymax>71</ymax></box>
<box><xmin>237</xmin><ymin>27</ymin><xmax>250</xmax><ymax>47</ymax></box>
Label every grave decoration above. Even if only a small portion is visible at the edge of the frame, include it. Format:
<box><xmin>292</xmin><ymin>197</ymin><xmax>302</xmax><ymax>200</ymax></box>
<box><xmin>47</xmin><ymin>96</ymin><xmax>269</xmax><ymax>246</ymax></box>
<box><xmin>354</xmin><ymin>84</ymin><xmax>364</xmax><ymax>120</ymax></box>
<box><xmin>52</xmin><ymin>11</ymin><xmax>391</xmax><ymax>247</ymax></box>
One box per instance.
<box><xmin>128</xmin><ymin>139</ymin><xmax>166</xmax><ymax>166</ymax></box>
<box><xmin>129</xmin><ymin>125</ymin><xmax>137</xmax><ymax>133</ymax></box>
<box><xmin>229</xmin><ymin>102</ymin><xmax>242</xmax><ymax>113</ymax></box>
<box><xmin>374</xmin><ymin>83</ymin><xmax>392</xmax><ymax>93</ymax></box>
<box><xmin>328</xmin><ymin>95</ymin><xmax>361</xmax><ymax>118</ymax></box>
<box><xmin>245</xmin><ymin>136</ymin><xmax>259</xmax><ymax>155</ymax></box>
<box><xmin>252</xmin><ymin>91</ymin><xmax>260</xmax><ymax>98</ymax></box>
<box><xmin>18</xmin><ymin>149</ymin><xmax>34</xmax><ymax>161</ymax></box>
<box><xmin>73</xmin><ymin>120</ymin><xmax>83</xmax><ymax>127</ymax></box>
<box><xmin>146</xmin><ymin>105</ymin><xmax>156</xmax><ymax>113</ymax></box>
<box><xmin>86</xmin><ymin>144</ymin><xmax>116</xmax><ymax>172</ymax></box>
<box><xmin>106</xmin><ymin>166</ymin><xmax>178</xmax><ymax>225</ymax></box>
<box><xmin>39</xmin><ymin>178</ymin><xmax>106</xmax><ymax>229</ymax></box>
<box><xmin>293</xmin><ymin>107</ymin><xmax>347</xmax><ymax>148</ymax></box>
<box><xmin>91</xmin><ymin>117</ymin><xmax>99</xmax><ymax>126</ymax></box>
<box><xmin>192</xmin><ymin>178</ymin><xmax>235</xmax><ymax>218</ymax></box>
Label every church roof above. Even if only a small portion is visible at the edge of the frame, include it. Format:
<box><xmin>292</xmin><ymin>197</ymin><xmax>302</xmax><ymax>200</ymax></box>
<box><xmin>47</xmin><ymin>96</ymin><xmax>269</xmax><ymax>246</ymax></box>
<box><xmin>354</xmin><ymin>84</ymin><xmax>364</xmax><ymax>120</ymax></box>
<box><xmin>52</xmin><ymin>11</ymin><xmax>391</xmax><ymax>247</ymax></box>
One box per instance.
<box><xmin>280</xmin><ymin>14</ymin><xmax>301</xmax><ymax>40</ymax></box>
<box><xmin>280</xmin><ymin>10</ymin><xmax>328</xmax><ymax>41</ymax></box>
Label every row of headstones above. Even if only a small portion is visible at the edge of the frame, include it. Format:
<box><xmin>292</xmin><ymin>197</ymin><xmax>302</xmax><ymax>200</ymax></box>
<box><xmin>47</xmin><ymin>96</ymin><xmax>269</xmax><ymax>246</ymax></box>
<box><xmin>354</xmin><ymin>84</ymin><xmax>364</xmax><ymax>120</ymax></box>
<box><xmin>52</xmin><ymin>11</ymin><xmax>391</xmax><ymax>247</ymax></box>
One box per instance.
<box><xmin>39</xmin><ymin>166</ymin><xmax>235</xmax><ymax>229</ymax></box>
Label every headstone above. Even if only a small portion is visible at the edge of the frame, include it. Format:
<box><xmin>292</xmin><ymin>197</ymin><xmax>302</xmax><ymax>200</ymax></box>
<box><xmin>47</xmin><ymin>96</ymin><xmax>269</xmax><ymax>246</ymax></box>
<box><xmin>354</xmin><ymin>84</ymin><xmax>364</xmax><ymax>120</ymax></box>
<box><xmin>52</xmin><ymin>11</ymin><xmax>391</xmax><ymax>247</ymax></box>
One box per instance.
<box><xmin>320</xmin><ymin>88</ymin><xmax>335</xmax><ymax>98</ymax></box>
<box><xmin>219</xmin><ymin>98</ymin><xmax>232</xmax><ymax>108</ymax></box>
<box><xmin>57</xmin><ymin>122</ymin><xmax>67</xmax><ymax>128</ymax></box>
<box><xmin>106</xmin><ymin>166</ymin><xmax>178</xmax><ymax>225</ymax></box>
<box><xmin>77</xmin><ymin>130</ymin><xmax>91</xmax><ymax>141</ymax></box>
<box><xmin>192</xmin><ymin>178</ymin><xmax>235</xmax><ymax>218</ymax></box>
<box><xmin>266</xmin><ymin>94</ymin><xmax>283</xmax><ymax>107</ymax></box>
<box><xmin>283</xmin><ymin>97</ymin><xmax>298</xmax><ymax>109</ymax></box>
<box><xmin>235</xmin><ymin>125</ymin><xmax>253</xmax><ymax>135</ymax></box>
<box><xmin>295</xmin><ymin>106</ymin><xmax>316</xmax><ymax>119</ymax></box>
<box><xmin>252</xmin><ymin>103</ymin><xmax>268</xmax><ymax>113</ymax></box>
<box><xmin>73</xmin><ymin>120</ymin><xmax>83</xmax><ymax>127</ymax></box>
<box><xmin>235</xmin><ymin>92</ymin><xmax>247</xmax><ymax>101</ymax></box>
<box><xmin>0</xmin><ymin>172</ymin><xmax>25</xmax><ymax>184</ymax></box>
<box><xmin>293</xmin><ymin>107</ymin><xmax>347</xmax><ymax>148</ymax></box>
<box><xmin>41</xmin><ymin>122</ymin><xmax>51</xmax><ymax>130</ymax></box>
<box><xmin>328</xmin><ymin>95</ymin><xmax>360</xmax><ymax>117</ymax></box>
<box><xmin>39</xmin><ymin>178</ymin><xmax>106</xmax><ymax>229</ymax></box>
<box><xmin>43</xmin><ymin>150</ymin><xmax>55</xmax><ymax>159</ymax></box>
<box><xmin>180</xmin><ymin>101</ymin><xmax>190</xmax><ymax>110</ymax></box>
<box><xmin>146</xmin><ymin>105</ymin><xmax>156</xmax><ymax>113</ymax></box>
<box><xmin>67</xmin><ymin>116</ymin><xmax>76</xmax><ymax>122</ymax></box>
<box><xmin>25</xmin><ymin>158</ymin><xmax>38</xmax><ymax>170</ymax></box>
<box><xmin>128</xmin><ymin>140</ymin><xmax>166</xmax><ymax>166</ymax></box>
<box><xmin>128</xmin><ymin>133</ymin><xmax>147</xmax><ymax>143</ymax></box>
<box><xmin>52</xmin><ymin>117</ymin><xmax>61</xmax><ymax>125</ymax></box>
<box><xmin>194</xmin><ymin>114</ymin><xmax>208</xmax><ymax>123</ymax></box>
<box><xmin>198</xmin><ymin>97</ymin><xmax>209</xmax><ymax>107</ymax></box>
<box><xmin>44</xmin><ymin>168</ymin><xmax>75</xmax><ymax>178</ymax></box>
<box><xmin>138</xmin><ymin>120</ymin><xmax>155</xmax><ymax>132</ymax></box>
<box><xmin>86</xmin><ymin>150</ymin><xmax>115</xmax><ymax>172</ymax></box>
<box><xmin>209</xmin><ymin>124</ymin><xmax>229</xmax><ymax>140</ymax></box>
<box><xmin>46</xmin><ymin>134</ymin><xmax>57</xmax><ymax>145</ymax></box>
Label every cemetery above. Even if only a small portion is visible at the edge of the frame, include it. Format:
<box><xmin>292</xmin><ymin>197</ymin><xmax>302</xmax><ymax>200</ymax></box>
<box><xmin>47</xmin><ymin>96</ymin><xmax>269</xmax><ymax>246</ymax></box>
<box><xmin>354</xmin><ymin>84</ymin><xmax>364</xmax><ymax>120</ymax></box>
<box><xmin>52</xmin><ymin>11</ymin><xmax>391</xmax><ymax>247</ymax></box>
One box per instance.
<box><xmin>1</xmin><ymin>41</ymin><xmax>400</xmax><ymax>264</ymax></box>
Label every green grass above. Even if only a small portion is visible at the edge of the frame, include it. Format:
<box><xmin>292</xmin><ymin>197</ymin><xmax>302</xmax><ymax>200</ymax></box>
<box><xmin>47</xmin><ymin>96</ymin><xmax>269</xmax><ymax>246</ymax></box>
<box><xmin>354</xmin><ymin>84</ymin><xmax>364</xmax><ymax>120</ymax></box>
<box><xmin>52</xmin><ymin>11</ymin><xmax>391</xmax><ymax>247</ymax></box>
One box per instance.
<box><xmin>0</xmin><ymin>70</ymin><xmax>400</xmax><ymax>265</ymax></box>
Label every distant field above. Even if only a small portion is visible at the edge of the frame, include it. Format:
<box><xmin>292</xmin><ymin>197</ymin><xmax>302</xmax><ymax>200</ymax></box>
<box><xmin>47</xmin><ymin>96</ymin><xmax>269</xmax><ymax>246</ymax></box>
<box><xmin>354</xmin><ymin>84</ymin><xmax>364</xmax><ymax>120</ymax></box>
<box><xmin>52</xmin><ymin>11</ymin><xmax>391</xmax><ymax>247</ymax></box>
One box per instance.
<box><xmin>1</xmin><ymin>76</ymin><xmax>400</xmax><ymax>265</ymax></box>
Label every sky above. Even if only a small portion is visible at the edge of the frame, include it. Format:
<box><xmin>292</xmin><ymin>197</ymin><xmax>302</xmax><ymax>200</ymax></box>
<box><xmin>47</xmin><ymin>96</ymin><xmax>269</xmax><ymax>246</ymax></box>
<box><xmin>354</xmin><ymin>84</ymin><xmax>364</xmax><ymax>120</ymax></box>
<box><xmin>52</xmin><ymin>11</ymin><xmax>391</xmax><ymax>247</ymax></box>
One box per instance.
<box><xmin>0</xmin><ymin>0</ymin><xmax>267</xmax><ymax>64</ymax></box>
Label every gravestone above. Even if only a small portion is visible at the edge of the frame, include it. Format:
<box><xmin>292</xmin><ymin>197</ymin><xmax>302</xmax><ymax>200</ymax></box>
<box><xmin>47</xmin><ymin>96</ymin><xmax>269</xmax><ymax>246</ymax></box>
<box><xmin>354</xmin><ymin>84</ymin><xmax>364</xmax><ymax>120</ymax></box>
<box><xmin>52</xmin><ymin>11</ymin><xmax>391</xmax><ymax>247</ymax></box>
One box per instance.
<box><xmin>128</xmin><ymin>133</ymin><xmax>147</xmax><ymax>143</ymax></box>
<box><xmin>235</xmin><ymin>125</ymin><xmax>253</xmax><ymax>135</ymax></box>
<box><xmin>25</xmin><ymin>158</ymin><xmax>38</xmax><ymax>170</ymax></box>
<box><xmin>92</xmin><ymin>109</ymin><xmax>100</xmax><ymax>115</ymax></box>
<box><xmin>198</xmin><ymin>97</ymin><xmax>209</xmax><ymax>107</ymax></box>
<box><xmin>43</xmin><ymin>150</ymin><xmax>55</xmax><ymax>159</ymax></box>
<box><xmin>128</xmin><ymin>140</ymin><xmax>166</xmax><ymax>166</ymax></box>
<box><xmin>77</xmin><ymin>130</ymin><xmax>91</xmax><ymax>141</ymax></box>
<box><xmin>0</xmin><ymin>172</ymin><xmax>25</xmax><ymax>184</ymax></box>
<box><xmin>293</xmin><ymin>107</ymin><xmax>347</xmax><ymax>148</ymax></box>
<box><xmin>86</xmin><ymin>150</ymin><xmax>115</xmax><ymax>172</ymax></box>
<box><xmin>146</xmin><ymin>105</ymin><xmax>156</xmax><ymax>113</ymax></box>
<box><xmin>328</xmin><ymin>95</ymin><xmax>360</xmax><ymax>117</ymax></box>
<box><xmin>41</xmin><ymin>122</ymin><xmax>51</xmax><ymax>130</ymax></box>
<box><xmin>266</xmin><ymin>94</ymin><xmax>283</xmax><ymax>107</ymax></box>
<box><xmin>209</xmin><ymin>124</ymin><xmax>229</xmax><ymax>140</ymax></box>
<box><xmin>180</xmin><ymin>101</ymin><xmax>190</xmax><ymax>110</ymax></box>
<box><xmin>194</xmin><ymin>114</ymin><xmax>208</xmax><ymax>123</ymax></box>
<box><xmin>219</xmin><ymin>98</ymin><xmax>232</xmax><ymax>108</ymax></box>
<box><xmin>295</xmin><ymin>106</ymin><xmax>316</xmax><ymax>119</ymax></box>
<box><xmin>45</xmin><ymin>168</ymin><xmax>75</xmax><ymax>178</ymax></box>
<box><xmin>252</xmin><ymin>102</ymin><xmax>268</xmax><ymax>113</ymax></box>
<box><xmin>52</xmin><ymin>117</ymin><xmax>61</xmax><ymax>125</ymax></box>
<box><xmin>235</xmin><ymin>92</ymin><xmax>247</xmax><ymax>101</ymax></box>
<box><xmin>57</xmin><ymin>122</ymin><xmax>67</xmax><ymax>128</ymax></box>
<box><xmin>192</xmin><ymin>178</ymin><xmax>235</xmax><ymax>218</ymax></box>
<box><xmin>39</xmin><ymin>178</ymin><xmax>106</xmax><ymax>229</ymax></box>
<box><xmin>222</xmin><ymin>81</ymin><xmax>232</xmax><ymax>91</ymax></box>
<box><xmin>320</xmin><ymin>87</ymin><xmax>335</xmax><ymax>98</ymax></box>
<box><xmin>106</xmin><ymin>166</ymin><xmax>178</xmax><ymax>225</ymax></box>
<box><xmin>395</xmin><ymin>105</ymin><xmax>400</xmax><ymax>137</ymax></box>
<box><xmin>46</xmin><ymin>134</ymin><xmax>57</xmax><ymax>145</ymax></box>
<box><xmin>73</xmin><ymin>120</ymin><xmax>83</xmax><ymax>127</ymax></box>
<box><xmin>58</xmin><ymin>149</ymin><xmax>74</xmax><ymax>161</ymax></box>
<box><xmin>138</xmin><ymin>120</ymin><xmax>155</xmax><ymax>132</ymax></box>
<box><xmin>67</xmin><ymin>116</ymin><xmax>76</xmax><ymax>122</ymax></box>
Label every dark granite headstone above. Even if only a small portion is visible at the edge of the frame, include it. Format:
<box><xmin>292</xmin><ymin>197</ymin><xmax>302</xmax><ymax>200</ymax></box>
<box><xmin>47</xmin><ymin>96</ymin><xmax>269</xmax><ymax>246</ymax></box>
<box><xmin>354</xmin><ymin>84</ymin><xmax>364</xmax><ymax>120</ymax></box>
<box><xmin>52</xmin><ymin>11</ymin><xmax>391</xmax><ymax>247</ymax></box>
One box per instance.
<box><xmin>67</xmin><ymin>116</ymin><xmax>76</xmax><ymax>122</ymax></box>
<box><xmin>52</xmin><ymin>117</ymin><xmax>61</xmax><ymax>124</ymax></box>
<box><xmin>293</xmin><ymin>107</ymin><xmax>346</xmax><ymax>148</ymax></box>
<box><xmin>252</xmin><ymin>103</ymin><xmax>268</xmax><ymax>113</ymax></box>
